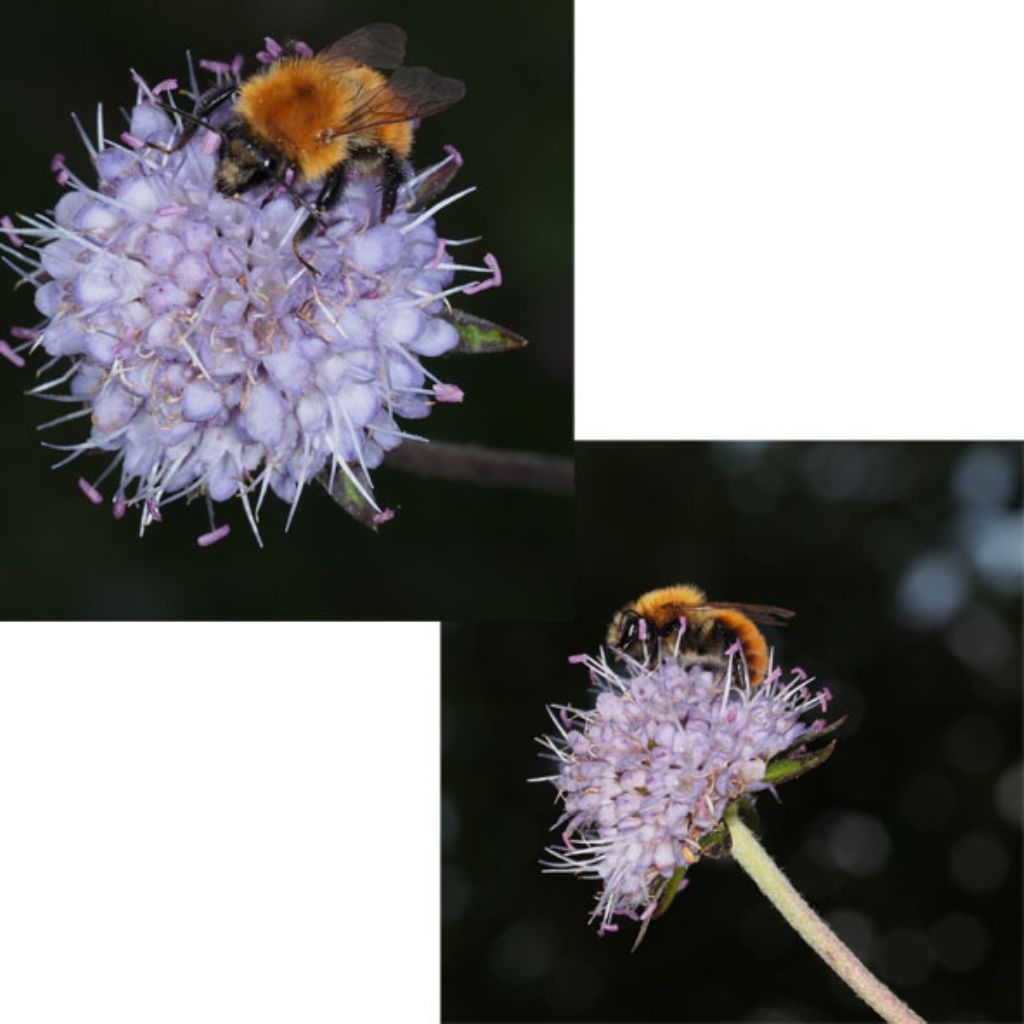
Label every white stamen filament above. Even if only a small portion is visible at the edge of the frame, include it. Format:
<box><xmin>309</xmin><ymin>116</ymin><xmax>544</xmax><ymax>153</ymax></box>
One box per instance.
<box><xmin>399</xmin><ymin>186</ymin><xmax>476</xmax><ymax>234</ymax></box>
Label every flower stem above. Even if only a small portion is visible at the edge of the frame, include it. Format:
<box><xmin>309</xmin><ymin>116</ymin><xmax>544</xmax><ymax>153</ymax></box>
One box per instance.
<box><xmin>725</xmin><ymin>805</ymin><xmax>925</xmax><ymax>1024</ymax></box>
<box><xmin>384</xmin><ymin>441</ymin><xmax>573</xmax><ymax>495</ymax></box>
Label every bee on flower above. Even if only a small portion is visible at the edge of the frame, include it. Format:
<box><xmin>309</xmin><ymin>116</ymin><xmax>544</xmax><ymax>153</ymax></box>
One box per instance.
<box><xmin>0</xmin><ymin>27</ymin><xmax>517</xmax><ymax>546</ymax></box>
<box><xmin>534</xmin><ymin>614</ymin><xmax>838</xmax><ymax>945</ymax></box>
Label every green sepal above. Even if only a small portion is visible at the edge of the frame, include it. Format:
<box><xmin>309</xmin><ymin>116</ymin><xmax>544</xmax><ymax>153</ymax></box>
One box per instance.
<box><xmin>762</xmin><ymin>714</ymin><xmax>845</xmax><ymax>786</ymax></box>
<box><xmin>702</xmin><ymin>795</ymin><xmax>760</xmax><ymax>858</ymax></box>
<box><xmin>445</xmin><ymin>308</ymin><xmax>529</xmax><ymax>354</ymax></box>
<box><xmin>654</xmin><ymin>865</ymin><xmax>689</xmax><ymax>919</ymax></box>
<box><xmin>697</xmin><ymin>820</ymin><xmax>733</xmax><ymax>860</ymax></box>
<box><xmin>317</xmin><ymin>467</ymin><xmax>384</xmax><ymax>531</ymax></box>
<box><xmin>777</xmin><ymin>715</ymin><xmax>847</xmax><ymax>759</ymax></box>
<box><xmin>763</xmin><ymin>737</ymin><xmax>838</xmax><ymax>786</ymax></box>
<box><xmin>631</xmin><ymin>865</ymin><xmax>689</xmax><ymax>951</ymax></box>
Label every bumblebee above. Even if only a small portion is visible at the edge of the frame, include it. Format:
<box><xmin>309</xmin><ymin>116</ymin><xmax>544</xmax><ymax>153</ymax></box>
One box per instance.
<box><xmin>167</xmin><ymin>24</ymin><xmax>463</xmax><ymax>249</ymax></box>
<box><xmin>606</xmin><ymin>584</ymin><xmax>795</xmax><ymax>686</ymax></box>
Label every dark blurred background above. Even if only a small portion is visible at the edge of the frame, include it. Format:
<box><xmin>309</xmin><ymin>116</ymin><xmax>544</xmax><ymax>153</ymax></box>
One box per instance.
<box><xmin>443</xmin><ymin>442</ymin><xmax>1022</xmax><ymax>1022</ymax></box>
<box><xmin>0</xmin><ymin>1</ymin><xmax>571</xmax><ymax>619</ymax></box>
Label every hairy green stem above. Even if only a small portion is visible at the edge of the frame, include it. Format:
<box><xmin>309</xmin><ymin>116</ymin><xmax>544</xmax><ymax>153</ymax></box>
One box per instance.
<box><xmin>725</xmin><ymin>806</ymin><xmax>924</xmax><ymax>1024</ymax></box>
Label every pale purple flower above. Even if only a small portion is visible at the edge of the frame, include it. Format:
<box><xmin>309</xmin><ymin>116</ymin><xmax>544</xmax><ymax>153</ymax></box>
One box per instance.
<box><xmin>536</xmin><ymin>646</ymin><xmax>832</xmax><ymax>936</ymax></box>
<box><xmin>1</xmin><ymin>46</ymin><xmax>499</xmax><ymax>545</ymax></box>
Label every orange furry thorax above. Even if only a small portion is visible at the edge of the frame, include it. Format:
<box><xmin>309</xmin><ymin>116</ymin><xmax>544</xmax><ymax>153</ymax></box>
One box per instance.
<box><xmin>234</xmin><ymin>57</ymin><xmax>414</xmax><ymax>181</ymax></box>
<box><xmin>631</xmin><ymin>584</ymin><xmax>707</xmax><ymax>624</ymax></box>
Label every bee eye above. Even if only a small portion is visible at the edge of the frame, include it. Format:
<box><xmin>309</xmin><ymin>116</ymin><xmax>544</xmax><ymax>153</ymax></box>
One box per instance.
<box><xmin>620</xmin><ymin>613</ymin><xmax>639</xmax><ymax>645</ymax></box>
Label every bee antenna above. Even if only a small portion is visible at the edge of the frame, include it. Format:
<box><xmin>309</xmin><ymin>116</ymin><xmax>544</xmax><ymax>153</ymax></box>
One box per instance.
<box><xmin>150</xmin><ymin>98</ymin><xmax>222</xmax><ymax>135</ymax></box>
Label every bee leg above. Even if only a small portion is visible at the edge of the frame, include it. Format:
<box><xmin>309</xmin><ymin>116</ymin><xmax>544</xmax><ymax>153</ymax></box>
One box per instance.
<box><xmin>287</xmin><ymin>162</ymin><xmax>350</xmax><ymax>274</ymax></box>
<box><xmin>379</xmin><ymin>150</ymin><xmax>407</xmax><ymax>221</ymax></box>
<box><xmin>310</xmin><ymin>161</ymin><xmax>350</xmax><ymax>228</ymax></box>
<box><xmin>291</xmin><ymin>234</ymin><xmax>320</xmax><ymax>276</ymax></box>
<box><xmin>291</xmin><ymin>212</ymin><xmax>324</xmax><ymax>275</ymax></box>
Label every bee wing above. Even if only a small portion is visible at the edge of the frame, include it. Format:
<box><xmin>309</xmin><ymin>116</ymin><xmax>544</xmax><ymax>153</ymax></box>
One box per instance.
<box><xmin>381</xmin><ymin>66</ymin><xmax>466</xmax><ymax>119</ymax></box>
<box><xmin>318</xmin><ymin>23</ymin><xmax>407</xmax><ymax>70</ymax></box>
<box><xmin>702</xmin><ymin>602</ymin><xmax>796</xmax><ymax>627</ymax></box>
<box><xmin>326</xmin><ymin>67</ymin><xmax>466</xmax><ymax>139</ymax></box>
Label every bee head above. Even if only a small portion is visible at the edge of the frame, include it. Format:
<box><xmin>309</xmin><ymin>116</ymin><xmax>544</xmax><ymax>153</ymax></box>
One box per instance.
<box><xmin>216</xmin><ymin>132</ymin><xmax>281</xmax><ymax>196</ymax></box>
<box><xmin>607</xmin><ymin>608</ymin><xmax>644</xmax><ymax>653</ymax></box>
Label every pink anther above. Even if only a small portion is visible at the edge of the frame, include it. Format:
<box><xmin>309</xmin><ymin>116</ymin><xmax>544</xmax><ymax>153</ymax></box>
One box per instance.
<box><xmin>1</xmin><ymin>215</ymin><xmax>22</xmax><ymax>247</ymax></box>
<box><xmin>372</xmin><ymin>508</ymin><xmax>396</xmax><ymax>526</ymax></box>
<box><xmin>567</xmin><ymin>654</ymin><xmax>588</xmax><ymax>664</ymax></box>
<box><xmin>197</xmin><ymin>524</ymin><xmax>231</xmax><ymax>547</ymax></box>
<box><xmin>463</xmin><ymin>252</ymin><xmax>502</xmax><ymax>295</ymax></box>
<box><xmin>153</xmin><ymin>78</ymin><xmax>178</xmax><ymax>96</ymax></box>
<box><xmin>432</xmin><ymin>383</ymin><xmax>464</xmax><ymax>404</ymax></box>
<box><xmin>199</xmin><ymin>58</ymin><xmax>232</xmax><ymax>75</ymax></box>
<box><xmin>157</xmin><ymin>204</ymin><xmax>189</xmax><ymax>217</ymax></box>
<box><xmin>112</xmin><ymin>495</ymin><xmax>126</xmax><ymax>520</ymax></box>
<box><xmin>442</xmin><ymin>144</ymin><xmax>464</xmax><ymax>168</ymax></box>
<box><xmin>9</xmin><ymin>327</ymin><xmax>38</xmax><ymax>340</ymax></box>
<box><xmin>78</xmin><ymin>478</ymin><xmax>103</xmax><ymax>505</ymax></box>
<box><xmin>51</xmin><ymin>154</ymin><xmax>69</xmax><ymax>186</ymax></box>
<box><xmin>257</xmin><ymin>38</ymin><xmax>283</xmax><ymax>64</ymax></box>
<box><xmin>0</xmin><ymin>340</ymin><xmax>25</xmax><ymax>368</ymax></box>
<box><xmin>428</xmin><ymin>237</ymin><xmax>447</xmax><ymax>269</ymax></box>
<box><xmin>120</xmin><ymin>132</ymin><xmax>145</xmax><ymax>150</ymax></box>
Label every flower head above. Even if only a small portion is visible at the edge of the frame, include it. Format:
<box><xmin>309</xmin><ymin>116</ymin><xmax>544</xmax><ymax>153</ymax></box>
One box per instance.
<box><xmin>537</xmin><ymin>646</ymin><xmax>836</xmax><ymax>938</ymax></box>
<box><xmin>2</xmin><ymin>44</ymin><xmax>501</xmax><ymax>545</ymax></box>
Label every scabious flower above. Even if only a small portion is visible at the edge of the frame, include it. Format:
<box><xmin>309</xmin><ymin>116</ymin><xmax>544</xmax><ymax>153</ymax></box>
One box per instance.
<box><xmin>0</xmin><ymin>43</ymin><xmax>501</xmax><ymax>546</ymax></box>
<box><xmin>536</xmin><ymin>644</ymin><xmax>835</xmax><ymax>938</ymax></box>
